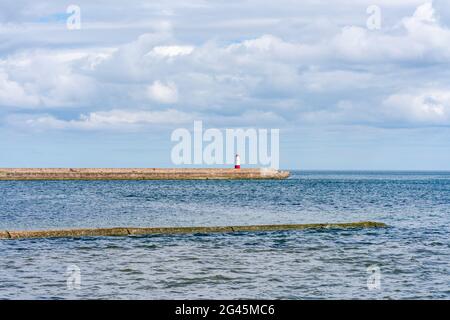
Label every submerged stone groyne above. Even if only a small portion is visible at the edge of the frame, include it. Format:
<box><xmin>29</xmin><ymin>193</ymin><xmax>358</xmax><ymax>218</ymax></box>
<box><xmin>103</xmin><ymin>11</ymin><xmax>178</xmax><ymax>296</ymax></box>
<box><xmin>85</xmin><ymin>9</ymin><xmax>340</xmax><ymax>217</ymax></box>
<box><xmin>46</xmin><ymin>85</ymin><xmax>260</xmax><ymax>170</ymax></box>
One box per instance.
<box><xmin>0</xmin><ymin>222</ymin><xmax>387</xmax><ymax>240</ymax></box>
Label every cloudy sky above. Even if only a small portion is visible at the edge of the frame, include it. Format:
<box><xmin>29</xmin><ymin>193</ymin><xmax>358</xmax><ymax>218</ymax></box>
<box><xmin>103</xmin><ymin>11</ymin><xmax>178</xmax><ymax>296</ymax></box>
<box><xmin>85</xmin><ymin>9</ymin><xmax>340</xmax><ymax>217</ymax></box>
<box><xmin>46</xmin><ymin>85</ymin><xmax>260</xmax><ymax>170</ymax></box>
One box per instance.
<box><xmin>1</xmin><ymin>0</ymin><xmax>450</xmax><ymax>169</ymax></box>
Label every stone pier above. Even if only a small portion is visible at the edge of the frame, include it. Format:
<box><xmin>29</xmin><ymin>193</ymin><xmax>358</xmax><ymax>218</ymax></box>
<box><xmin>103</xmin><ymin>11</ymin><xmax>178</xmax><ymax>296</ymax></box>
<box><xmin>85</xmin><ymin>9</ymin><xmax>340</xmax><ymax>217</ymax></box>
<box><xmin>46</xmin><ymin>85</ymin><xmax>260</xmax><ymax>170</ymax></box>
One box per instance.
<box><xmin>0</xmin><ymin>168</ymin><xmax>290</xmax><ymax>180</ymax></box>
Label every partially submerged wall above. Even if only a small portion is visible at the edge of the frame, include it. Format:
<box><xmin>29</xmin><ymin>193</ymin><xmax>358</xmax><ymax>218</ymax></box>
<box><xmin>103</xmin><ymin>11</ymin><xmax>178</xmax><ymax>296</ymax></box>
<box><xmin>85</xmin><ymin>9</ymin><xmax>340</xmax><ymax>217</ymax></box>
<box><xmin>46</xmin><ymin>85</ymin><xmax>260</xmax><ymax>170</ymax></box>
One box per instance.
<box><xmin>0</xmin><ymin>222</ymin><xmax>387</xmax><ymax>239</ymax></box>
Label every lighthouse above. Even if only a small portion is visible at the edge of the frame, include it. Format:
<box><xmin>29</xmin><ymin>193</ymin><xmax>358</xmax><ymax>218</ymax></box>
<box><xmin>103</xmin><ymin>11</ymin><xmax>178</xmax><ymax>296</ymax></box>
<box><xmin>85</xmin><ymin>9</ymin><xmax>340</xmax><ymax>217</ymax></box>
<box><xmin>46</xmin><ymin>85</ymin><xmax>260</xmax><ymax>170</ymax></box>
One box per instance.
<box><xmin>234</xmin><ymin>154</ymin><xmax>241</xmax><ymax>169</ymax></box>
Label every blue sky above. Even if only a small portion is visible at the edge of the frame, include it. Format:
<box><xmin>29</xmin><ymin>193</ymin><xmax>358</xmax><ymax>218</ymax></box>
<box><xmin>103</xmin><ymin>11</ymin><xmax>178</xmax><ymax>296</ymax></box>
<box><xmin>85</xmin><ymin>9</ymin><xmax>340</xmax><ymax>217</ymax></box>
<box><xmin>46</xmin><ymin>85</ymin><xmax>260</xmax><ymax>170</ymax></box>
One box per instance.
<box><xmin>1</xmin><ymin>0</ymin><xmax>450</xmax><ymax>170</ymax></box>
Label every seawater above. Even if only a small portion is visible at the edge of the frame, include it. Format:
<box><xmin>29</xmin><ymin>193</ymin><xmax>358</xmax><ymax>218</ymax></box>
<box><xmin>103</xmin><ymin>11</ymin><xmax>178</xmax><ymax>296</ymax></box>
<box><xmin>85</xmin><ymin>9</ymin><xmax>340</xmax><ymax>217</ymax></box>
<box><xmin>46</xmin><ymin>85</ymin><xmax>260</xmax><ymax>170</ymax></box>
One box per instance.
<box><xmin>0</xmin><ymin>171</ymin><xmax>449</xmax><ymax>299</ymax></box>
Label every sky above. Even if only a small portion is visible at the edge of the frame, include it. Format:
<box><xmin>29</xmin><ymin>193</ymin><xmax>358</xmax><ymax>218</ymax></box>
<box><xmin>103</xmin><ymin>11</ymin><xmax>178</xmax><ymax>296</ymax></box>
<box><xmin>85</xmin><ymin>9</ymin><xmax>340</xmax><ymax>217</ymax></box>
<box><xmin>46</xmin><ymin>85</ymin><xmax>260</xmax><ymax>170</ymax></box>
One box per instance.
<box><xmin>0</xmin><ymin>0</ymin><xmax>450</xmax><ymax>170</ymax></box>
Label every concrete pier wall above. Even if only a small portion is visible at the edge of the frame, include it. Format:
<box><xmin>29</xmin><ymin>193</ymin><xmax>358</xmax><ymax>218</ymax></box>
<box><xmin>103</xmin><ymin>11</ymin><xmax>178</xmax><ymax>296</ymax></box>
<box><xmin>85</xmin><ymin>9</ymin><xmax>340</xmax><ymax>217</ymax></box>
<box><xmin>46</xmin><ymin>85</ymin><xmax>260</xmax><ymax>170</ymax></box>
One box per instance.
<box><xmin>0</xmin><ymin>222</ymin><xmax>387</xmax><ymax>240</ymax></box>
<box><xmin>0</xmin><ymin>168</ymin><xmax>290</xmax><ymax>180</ymax></box>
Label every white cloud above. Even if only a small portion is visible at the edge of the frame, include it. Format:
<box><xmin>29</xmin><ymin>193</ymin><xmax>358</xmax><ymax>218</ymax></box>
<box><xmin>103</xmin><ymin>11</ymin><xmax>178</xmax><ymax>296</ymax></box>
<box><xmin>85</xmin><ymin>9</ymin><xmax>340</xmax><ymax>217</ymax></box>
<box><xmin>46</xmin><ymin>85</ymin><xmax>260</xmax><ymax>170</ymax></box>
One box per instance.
<box><xmin>0</xmin><ymin>70</ymin><xmax>39</xmax><ymax>107</ymax></box>
<box><xmin>331</xmin><ymin>2</ymin><xmax>450</xmax><ymax>62</ymax></box>
<box><xmin>147</xmin><ymin>80</ymin><xmax>178</xmax><ymax>104</ymax></box>
<box><xmin>2</xmin><ymin>1</ymin><xmax>450</xmax><ymax>131</ymax></box>
<box><xmin>383</xmin><ymin>89</ymin><xmax>450</xmax><ymax>125</ymax></box>
<box><xmin>149</xmin><ymin>45</ymin><xmax>194</xmax><ymax>57</ymax></box>
<box><xmin>7</xmin><ymin>108</ymin><xmax>290</xmax><ymax>131</ymax></box>
<box><xmin>0</xmin><ymin>50</ymin><xmax>97</xmax><ymax>108</ymax></box>
<box><xmin>9</xmin><ymin>109</ymin><xmax>194</xmax><ymax>130</ymax></box>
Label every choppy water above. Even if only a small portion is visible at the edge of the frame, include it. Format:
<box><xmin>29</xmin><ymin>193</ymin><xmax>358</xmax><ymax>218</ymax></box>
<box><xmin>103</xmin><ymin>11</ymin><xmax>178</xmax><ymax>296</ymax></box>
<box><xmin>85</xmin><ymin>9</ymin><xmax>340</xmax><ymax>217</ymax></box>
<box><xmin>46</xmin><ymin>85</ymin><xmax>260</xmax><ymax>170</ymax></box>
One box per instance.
<box><xmin>0</xmin><ymin>171</ymin><xmax>449</xmax><ymax>299</ymax></box>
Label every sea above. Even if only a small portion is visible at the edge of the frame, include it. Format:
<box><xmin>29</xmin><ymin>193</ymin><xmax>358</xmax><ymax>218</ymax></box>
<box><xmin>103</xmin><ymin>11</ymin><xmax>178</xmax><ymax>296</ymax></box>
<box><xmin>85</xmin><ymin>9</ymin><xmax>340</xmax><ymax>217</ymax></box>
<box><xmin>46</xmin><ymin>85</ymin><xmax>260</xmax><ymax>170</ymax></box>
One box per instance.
<box><xmin>0</xmin><ymin>171</ymin><xmax>449</xmax><ymax>299</ymax></box>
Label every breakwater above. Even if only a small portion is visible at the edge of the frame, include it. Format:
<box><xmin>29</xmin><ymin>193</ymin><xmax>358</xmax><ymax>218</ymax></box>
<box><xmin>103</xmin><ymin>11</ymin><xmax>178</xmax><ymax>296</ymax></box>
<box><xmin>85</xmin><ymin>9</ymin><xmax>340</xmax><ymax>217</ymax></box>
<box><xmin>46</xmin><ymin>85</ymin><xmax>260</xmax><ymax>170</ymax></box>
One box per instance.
<box><xmin>0</xmin><ymin>222</ymin><xmax>387</xmax><ymax>239</ymax></box>
<box><xmin>0</xmin><ymin>168</ymin><xmax>290</xmax><ymax>180</ymax></box>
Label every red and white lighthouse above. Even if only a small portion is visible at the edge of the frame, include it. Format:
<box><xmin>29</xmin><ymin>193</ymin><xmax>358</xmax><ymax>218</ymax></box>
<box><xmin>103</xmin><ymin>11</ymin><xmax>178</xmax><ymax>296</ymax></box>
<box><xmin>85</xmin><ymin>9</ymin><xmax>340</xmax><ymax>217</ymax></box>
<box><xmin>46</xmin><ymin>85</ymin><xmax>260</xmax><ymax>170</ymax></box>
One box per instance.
<box><xmin>234</xmin><ymin>154</ymin><xmax>241</xmax><ymax>169</ymax></box>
